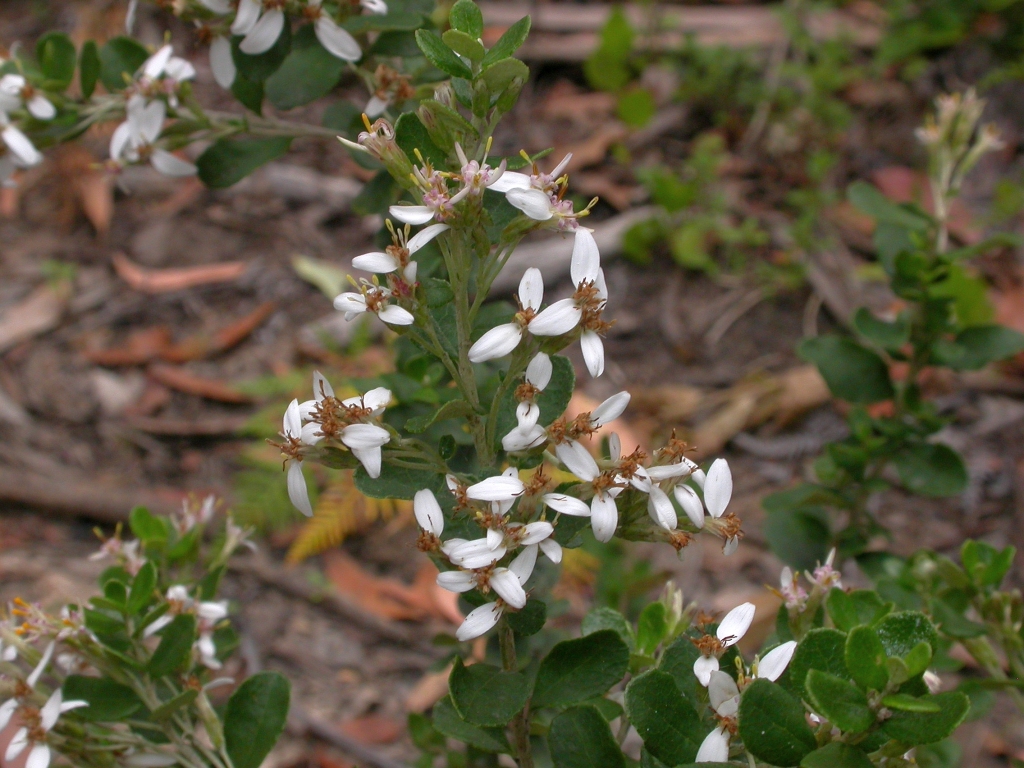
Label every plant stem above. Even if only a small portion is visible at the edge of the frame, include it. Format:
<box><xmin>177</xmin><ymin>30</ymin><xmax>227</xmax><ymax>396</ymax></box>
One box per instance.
<box><xmin>498</xmin><ymin>618</ymin><xmax>534</xmax><ymax>768</ymax></box>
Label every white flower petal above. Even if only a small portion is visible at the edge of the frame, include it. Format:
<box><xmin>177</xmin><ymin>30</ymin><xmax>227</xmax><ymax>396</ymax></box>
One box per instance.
<box><xmin>26</xmin><ymin>744</ymin><xmax>51</xmax><ymax>768</ymax></box>
<box><xmin>695</xmin><ymin>727</ymin><xmax>730</xmax><ymax>763</ymax></box>
<box><xmin>518</xmin><ymin>267</ymin><xmax>544</xmax><ymax>311</ymax></box>
<box><xmin>539</xmin><ymin>537</ymin><xmax>562</xmax><ymax>564</ymax></box>
<box><xmin>240</xmin><ymin>9</ymin><xmax>285</xmax><ymax>54</ymax></box>
<box><xmin>40</xmin><ymin>690</ymin><xmax>63</xmax><ymax>731</ymax></box>
<box><xmin>704</xmin><ymin>459</ymin><xmax>732</xmax><ymax>518</ymax></box>
<box><xmin>506</xmin><ymin>187</ymin><xmax>553</xmax><ymax>220</ymax></box>
<box><xmin>590</xmin><ymin>391</ymin><xmax>630</xmax><ymax>426</ymax></box>
<box><xmin>608</xmin><ymin>432</ymin><xmax>621</xmax><ymax>460</ymax></box>
<box><xmin>110</xmin><ymin>121</ymin><xmax>133</xmax><ymax>161</ymax></box>
<box><xmin>502</xmin><ymin>424</ymin><xmax>546</xmax><ymax>452</ymax></box>
<box><xmin>691</xmin><ymin>467</ymin><xmax>707</xmax><ymax>488</ymax></box>
<box><xmin>487</xmin><ymin>171</ymin><xmax>531</xmax><ymax>193</ymax></box>
<box><xmin>674</xmin><ymin>485</ymin><xmax>705</xmax><ymax>529</ymax></box>
<box><xmin>456</xmin><ymin>602</ymin><xmax>501</xmax><ymax>641</ymax></box>
<box><xmin>352</xmin><ymin>446</ymin><xmax>382</xmax><ymax>479</ymax></box>
<box><xmin>341</xmin><ymin>423</ymin><xmax>390</xmax><ymax>450</ymax></box>
<box><xmin>210</xmin><ymin>37</ymin><xmax>237</xmax><ymax>89</ymax></box>
<box><xmin>555</xmin><ymin>440</ymin><xmax>599</xmax><ymax>482</ymax></box>
<box><xmin>723</xmin><ymin>536</ymin><xmax>739</xmax><ymax>556</ymax></box>
<box><xmin>757</xmin><ymin>641</ymin><xmax>797</xmax><ymax>682</ymax></box>
<box><xmin>647</xmin><ymin>486</ymin><xmax>677</xmax><ymax>531</ymax></box>
<box><xmin>0</xmin><ymin>699</ymin><xmax>18</xmax><ymax>732</ymax></box>
<box><xmin>449</xmin><ymin>539</ymin><xmax>506</xmax><ymax>570</ymax></box>
<box><xmin>361</xmin><ymin>0</ymin><xmax>388</xmax><ymax>14</ymax></box>
<box><xmin>287</xmin><ymin>461</ymin><xmax>313</xmax><ymax>516</ymax></box>
<box><xmin>486</xmin><ymin>527</ymin><xmax>504</xmax><ymax>551</ymax></box>
<box><xmin>570</xmin><ymin>228</ymin><xmax>600</xmax><ymax>286</ymax></box>
<box><xmin>6</xmin><ymin>728</ymin><xmax>28</xmax><ymax>762</ymax></box>
<box><xmin>580</xmin><ymin>330</ymin><xmax>605</xmax><ymax>378</ymax></box>
<box><xmin>165</xmin><ymin>57</ymin><xmax>197</xmax><ymax>82</ymax></box>
<box><xmin>365</xmin><ymin>94</ymin><xmax>389</xmax><ymax>117</ymax></box>
<box><xmin>407</xmin><ymin>223</ymin><xmax>450</xmax><ymax>253</ymax></box>
<box><xmin>542</xmin><ymin>493</ymin><xmax>591</xmax><ymax>517</ymax></box>
<box><xmin>377</xmin><ymin>304</ymin><xmax>415</xmax><ymax>325</ymax></box>
<box><xmin>490</xmin><ymin>568</ymin><xmax>527</xmax><ymax>609</ymax></box>
<box><xmin>143</xmin><ymin>45</ymin><xmax>174</xmax><ymax>79</ymax></box>
<box><xmin>2</xmin><ymin>125</ymin><xmax>42</xmax><ymax>166</ymax></box>
<box><xmin>334</xmin><ymin>292</ymin><xmax>367</xmax><ymax>314</ymax></box>
<box><xmin>133</xmin><ymin>99</ymin><xmax>166</xmax><ymax>144</ymax></box>
<box><xmin>283</xmin><ymin>399</ymin><xmax>302</xmax><ymax>438</ymax></box>
<box><xmin>231</xmin><ymin>0</ymin><xmax>261</xmax><ymax>35</ymax></box>
<box><xmin>361</xmin><ymin>386</ymin><xmax>392</xmax><ymax>412</ymax></box>
<box><xmin>590</xmin><ymin>493</ymin><xmax>618</xmax><ymax>542</ymax></box>
<box><xmin>527</xmin><ymin>299</ymin><xmax>581</xmax><ymax>337</ymax></box>
<box><xmin>28</xmin><ymin>95</ymin><xmax>55</xmax><ymax>121</ymax></box>
<box><xmin>389</xmin><ymin>205</ymin><xmax>435</xmax><ymax>225</ymax></box>
<box><xmin>692</xmin><ymin>654</ymin><xmax>719</xmax><ymax>687</ymax></box>
<box><xmin>516</xmin><ymin>402</ymin><xmax>540</xmax><ymax>431</ymax></box>
<box><xmin>520</xmin><ymin>521</ymin><xmax>554</xmax><ymax>545</ymax></box>
<box><xmin>468</xmin><ymin>323</ymin><xmax>522</xmax><ymax>362</ymax></box>
<box><xmin>436</xmin><ymin>570</ymin><xmax>475</xmax><ymax>593</ymax></box>
<box><xmin>708</xmin><ymin>671</ymin><xmax>740</xmax><ymax>716</ymax></box>
<box><xmin>27</xmin><ymin>641</ymin><xmax>55</xmax><ymax>688</ymax></box>
<box><xmin>646</xmin><ymin>462</ymin><xmax>692</xmax><ymax>481</ymax></box>
<box><xmin>717</xmin><ymin>602</ymin><xmax>755</xmax><ymax>646</ymax></box>
<box><xmin>414</xmin><ymin>489</ymin><xmax>444</xmax><ymax>536</ymax></box>
<box><xmin>525</xmin><ymin>352</ymin><xmax>552</xmax><ymax>390</ymax></box>
<box><xmin>509</xmin><ymin>545</ymin><xmax>538</xmax><ymax>584</ymax></box>
<box><xmin>200</xmin><ymin>0</ymin><xmax>233</xmax><ymax>13</ymax></box>
<box><xmin>151</xmin><ymin>149</ymin><xmax>198</xmax><ymax>177</ymax></box>
<box><xmin>466</xmin><ymin>475</ymin><xmax>525</xmax><ymax>502</ymax></box>
<box><xmin>315</xmin><ymin>16</ymin><xmax>362</xmax><ymax>61</ymax></box>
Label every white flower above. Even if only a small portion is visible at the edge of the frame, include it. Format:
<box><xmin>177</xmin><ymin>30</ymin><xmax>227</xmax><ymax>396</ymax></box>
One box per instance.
<box><xmin>489</xmin><ymin>152</ymin><xmax>572</xmax><ymax>195</ymax></box>
<box><xmin>456</xmin><ymin>602</ymin><xmax>502</xmax><ymax>641</ymax></box>
<box><xmin>195</xmin><ymin>600</ymin><xmax>228</xmax><ymax>669</ymax></box>
<box><xmin>352</xmin><ymin>222</ymin><xmax>449</xmax><ymax>283</ymax></box>
<box><xmin>236</xmin><ymin>0</ymin><xmax>286</xmax><ymax>55</ymax></box>
<box><xmin>414</xmin><ymin>489</ymin><xmax>444</xmax><ymax>537</ymax></box>
<box><xmin>444</xmin><ymin>537</ymin><xmax>506</xmax><ymax>569</ymax></box>
<box><xmin>209</xmin><ymin>37</ymin><xmax>236</xmax><ymax>89</ymax></box>
<box><xmin>308</xmin><ymin>0</ymin><xmax>363</xmax><ymax>61</ymax></box>
<box><xmin>340</xmin><ymin>423</ymin><xmax>390</xmax><ymax>478</ymax></box>
<box><xmin>704</xmin><ymin>458</ymin><xmax>732</xmax><ymax>518</ymax></box>
<box><xmin>334</xmin><ymin>281</ymin><xmax>414</xmax><ymax>326</ymax></box>
<box><xmin>283</xmin><ymin>399</ymin><xmax>313</xmax><ymax>516</ymax></box>
<box><xmin>0</xmin><ymin>75</ymin><xmax>55</xmax><ymax>120</ymax></box>
<box><xmin>553</xmin><ymin>441</ymin><xmax>621</xmax><ymax>542</ymax></box>
<box><xmin>109</xmin><ymin>97</ymin><xmax>197</xmax><ymax>177</ymax></box>
<box><xmin>542</xmin><ymin>493</ymin><xmax>591</xmax><ymax>517</ymax></box>
<box><xmin>695</xmin><ymin>726</ymin><xmax>730</xmax><ymax>763</ymax></box>
<box><xmin>590</xmin><ymin>391</ymin><xmax>629</xmax><ymax>426</ymax></box>
<box><xmin>693</xmin><ymin>602</ymin><xmax>755</xmax><ymax>686</ymax></box>
<box><xmin>468</xmin><ymin>268</ymin><xmax>545</xmax><ymax>362</ymax></box>
<box><xmin>674</xmin><ymin>484</ymin><xmax>705</xmax><ymax>528</ymax></box>
<box><xmin>0</xmin><ymin>113</ymin><xmax>43</xmax><ymax>178</ymax></box>
<box><xmin>708</xmin><ymin>671</ymin><xmax>741</xmax><ymax>717</ymax></box>
<box><xmin>466</xmin><ymin>474</ymin><xmax>525</xmax><ymax>503</ymax></box>
<box><xmin>755</xmin><ymin>640</ymin><xmax>797</xmax><ymax>682</ymax></box>
<box><xmin>437</xmin><ymin>567</ymin><xmax>526</xmax><ymax>610</ymax></box>
<box><xmin>502</xmin><ymin>352</ymin><xmax>554</xmax><ymax>452</ymax></box>
<box><xmin>141</xmin><ymin>45</ymin><xmax>196</xmax><ymax>84</ymax></box>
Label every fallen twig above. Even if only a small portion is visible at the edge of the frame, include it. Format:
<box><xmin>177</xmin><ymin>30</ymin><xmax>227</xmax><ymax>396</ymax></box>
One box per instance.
<box><xmin>147</xmin><ymin>364</ymin><xmax>253</xmax><ymax>404</ymax></box>
<box><xmin>229</xmin><ymin>554</ymin><xmax>422</xmax><ymax>646</ymax></box>
<box><xmin>0</xmin><ymin>467</ymin><xmax>178</xmax><ymax>521</ymax></box>
<box><xmin>112</xmin><ymin>252</ymin><xmax>247</xmax><ymax>293</ymax></box>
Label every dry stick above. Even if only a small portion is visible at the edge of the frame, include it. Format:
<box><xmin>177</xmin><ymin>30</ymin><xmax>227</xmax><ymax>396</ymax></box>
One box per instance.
<box><xmin>228</xmin><ymin>554</ymin><xmax>422</xmax><ymax>646</ymax></box>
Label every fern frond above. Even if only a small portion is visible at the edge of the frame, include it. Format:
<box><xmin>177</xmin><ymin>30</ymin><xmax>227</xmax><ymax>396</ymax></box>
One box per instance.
<box><xmin>286</xmin><ymin>471</ymin><xmax>411</xmax><ymax>563</ymax></box>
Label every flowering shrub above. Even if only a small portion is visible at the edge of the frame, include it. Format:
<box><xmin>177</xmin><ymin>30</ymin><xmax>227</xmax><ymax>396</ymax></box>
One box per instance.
<box><xmin>0</xmin><ymin>499</ymin><xmax>290</xmax><ymax>768</ymax></box>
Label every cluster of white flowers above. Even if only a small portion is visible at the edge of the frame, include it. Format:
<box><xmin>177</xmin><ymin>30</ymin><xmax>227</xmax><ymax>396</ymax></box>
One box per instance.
<box><xmin>281</xmin><ymin>372</ymin><xmax>394</xmax><ymax>516</ymax></box>
<box><xmin>691</xmin><ymin>602</ymin><xmax>797</xmax><ymax>763</ymax></box>
<box><xmin>0</xmin><ymin>70</ymin><xmax>49</xmax><ymax>186</ymax></box>
<box><xmin>108</xmin><ymin>44</ymin><xmax>198</xmax><ymax>177</ymax></box>
<box><xmin>0</xmin><ymin>643</ymin><xmax>88</xmax><ymax>768</ymax></box>
<box><xmin>145</xmin><ymin>586</ymin><xmax>229</xmax><ymax>669</ymax></box>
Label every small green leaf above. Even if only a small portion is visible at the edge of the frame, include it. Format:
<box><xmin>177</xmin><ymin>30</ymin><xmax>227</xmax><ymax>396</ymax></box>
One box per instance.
<box><xmin>636</xmin><ymin>602</ymin><xmax>668</xmax><ymax>655</ymax></box>
<box><xmin>265</xmin><ymin>26</ymin><xmax>345</xmax><ymax>110</ymax></box>
<box><xmin>80</xmin><ymin>41</ymin><xmax>100</xmax><ymax>98</ymax></box>
<box><xmin>806</xmin><ymin>670</ymin><xmax>874</xmax><ymax>733</ymax></box>
<box><xmin>506</xmin><ymin>598</ymin><xmax>546</xmax><ymax>636</ymax></box>
<box><xmin>355</xmin><ymin>463</ymin><xmax>443</xmax><ymax>500</ymax></box>
<box><xmin>881</xmin><ymin>691</ymin><xmax>969</xmax><ymax>746</ymax></box>
<box><xmin>904</xmin><ymin>641</ymin><xmax>933</xmax><ymax>677</ymax></box>
<box><xmin>548</xmin><ymin>706</ymin><xmax>625</xmax><ymax>768</ymax></box>
<box><xmin>845</xmin><ymin>626</ymin><xmax>889</xmax><ymax>691</ymax></box>
<box><xmin>876</xmin><ymin>611</ymin><xmax>938</xmax><ymax>659</ymax></box>
<box><xmin>405</xmin><ymin>399</ymin><xmax>476</xmax><ymax>434</ymax></box>
<box><xmin>127</xmin><ymin>561</ymin><xmax>157</xmax><ymax>616</ymax></box>
<box><xmin>63</xmin><ymin>676</ymin><xmax>143</xmax><ymax>721</ymax></box>
<box><xmin>36</xmin><ymin>32</ymin><xmax>77</xmax><ymax>89</ymax></box>
<box><xmin>415</xmin><ymin>30</ymin><xmax>473</xmax><ymax>79</ymax></box>
<box><xmin>582</xmin><ymin>607</ymin><xmax>634</xmax><ymax>651</ymax></box>
<box><xmin>482</xmin><ymin>57</ymin><xmax>529</xmax><ymax>94</ymax></box>
<box><xmin>883</xmin><ymin>693</ymin><xmax>941</xmax><ymax>712</ymax></box>
<box><xmin>800</xmin><ymin>743</ymin><xmax>874</xmax><ymax>768</ymax></box>
<box><xmin>847</xmin><ymin>181</ymin><xmax>931</xmax><ymax>231</ymax></box>
<box><xmin>853</xmin><ymin>308</ymin><xmax>910</xmax><ymax>351</ymax></box>
<box><xmin>98</xmin><ymin>37</ymin><xmax>149</xmax><ymax>92</ymax></box>
<box><xmin>442</xmin><ymin>29</ymin><xmax>485</xmax><ymax>61</ymax></box>
<box><xmin>583</xmin><ymin>7</ymin><xmax>634</xmax><ymax>91</ymax></box>
<box><xmin>431</xmin><ymin>696</ymin><xmax>509</xmax><ymax>753</ymax></box>
<box><xmin>449</xmin><ymin>659</ymin><xmax>529</xmax><ymax>727</ymax></box>
<box><xmin>739</xmin><ymin>679</ymin><xmax>817</xmax><ymax>767</ymax></box>
<box><xmin>231</xmin><ymin>72</ymin><xmax>264</xmax><ymax>114</ymax></box>
<box><xmin>799</xmin><ymin>336</ymin><xmax>894</xmax><ymax>404</ymax></box>
<box><xmin>617</xmin><ymin>87</ymin><xmax>656</xmax><ymax>128</ymax></box>
<box><xmin>481</xmin><ymin>16</ymin><xmax>531</xmax><ymax>67</ymax></box>
<box><xmin>933</xmin><ymin>325</ymin><xmax>1024</xmax><ymax>370</ymax></box>
<box><xmin>785</xmin><ymin>628</ymin><xmax>850</xmax><ymax>701</ymax></box>
<box><xmin>892</xmin><ymin>443</ymin><xmax>967</xmax><ymax>498</ymax></box>
<box><xmin>532</xmin><ymin>630</ymin><xmax>630</xmax><ymax>709</ymax></box>
<box><xmin>827</xmin><ymin>589</ymin><xmax>891</xmax><ymax>632</ymax></box>
<box><xmin>151</xmin><ymin>689</ymin><xmax>199</xmax><ymax>720</ymax></box>
<box><xmin>148</xmin><ymin>614</ymin><xmax>196</xmax><ymax>677</ymax></box>
<box><xmin>449</xmin><ymin>0</ymin><xmax>484</xmax><ymax>38</ymax></box>
<box><xmin>197</xmin><ymin>137</ymin><xmax>293</xmax><ymax>189</ymax></box>
<box><xmin>395</xmin><ymin>111</ymin><xmax>447</xmax><ymax>168</ymax></box>
<box><xmin>625</xmin><ymin>670</ymin><xmax>705</xmax><ymax>766</ymax></box>
<box><xmin>224</xmin><ymin>672</ymin><xmax>291</xmax><ymax>768</ymax></box>
<box><xmin>129</xmin><ymin>506</ymin><xmax>169</xmax><ymax>547</ymax></box>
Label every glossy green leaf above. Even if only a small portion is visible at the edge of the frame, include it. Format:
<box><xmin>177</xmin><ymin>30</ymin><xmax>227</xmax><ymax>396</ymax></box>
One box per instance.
<box><xmin>881</xmin><ymin>691</ymin><xmax>969</xmax><ymax>746</ymax></box>
<box><xmin>442</xmin><ymin>29</ymin><xmax>485</xmax><ymax>61</ymax></box>
<box><xmin>224</xmin><ymin>672</ymin><xmax>291</xmax><ymax>768</ymax></box>
<box><xmin>764</xmin><ymin>507</ymin><xmax>831</xmax><ymax>571</ymax></box>
<box><xmin>449</xmin><ymin>0</ymin><xmax>484</xmax><ymax>37</ymax></box>
<box><xmin>845</xmin><ymin>625</ymin><xmax>889</xmax><ymax>691</ymax></box>
<box><xmin>625</xmin><ymin>670</ymin><xmax>705</xmax><ymax>766</ymax></box>
<box><xmin>129</xmin><ymin>506</ymin><xmax>169</xmax><ymax>546</ymax></box>
<box><xmin>738</xmin><ymin>679</ymin><xmax>817</xmax><ymax>767</ymax></box>
<box><xmin>232</xmin><ymin>24</ymin><xmax>292</xmax><ymax>82</ymax></box>
<box><xmin>63</xmin><ymin>676</ymin><xmax>143</xmax><ymax>721</ymax></box>
<box><xmin>582</xmin><ymin>607</ymin><xmax>634</xmax><ymax>650</ymax></box>
<box><xmin>482</xmin><ymin>57</ymin><xmax>529</xmax><ymax>94</ymax></box>
<box><xmin>853</xmin><ymin>308</ymin><xmax>910</xmax><ymax>351</ymax></box>
<box><xmin>827</xmin><ymin>588</ymin><xmax>891</xmax><ymax>632</ymax></box>
<box><xmin>481</xmin><ymin>16</ymin><xmax>531</xmax><ymax>67</ymax></box>
<box><xmin>449</xmin><ymin>659</ymin><xmax>529</xmax><ymax>727</ymax></box>
<box><xmin>405</xmin><ymin>399</ymin><xmax>476</xmax><ymax>433</ymax></box>
<box><xmin>806</xmin><ymin>670</ymin><xmax>874</xmax><ymax>733</ymax></box>
<box><xmin>876</xmin><ymin>611</ymin><xmax>938</xmax><ymax>659</ymax></box>
<box><xmin>883</xmin><ymin>693</ymin><xmax>941</xmax><ymax>712</ymax></box>
<box><xmin>506</xmin><ymin>598</ymin><xmax>546</xmax><ymax>636</ymax></box>
<box><xmin>532</xmin><ymin>630</ymin><xmax>630</xmax><ymax>709</ymax></box>
<box><xmin>933</xmin><ymin>325</ymin><xmax>1024</xmax><ymax>370</ymax></box>
<box><xmin>636</xmin><ymin>602</ymin><xmax>668</xmax><ymax>655</ymax></box>
<box><xmin>265</xmin><ymin>26</ymin><xmax>344</xmax><ymax>110</ymax></box>
<box><xmin>415</xmin><ymin>30</ymin><xmax>473</xmax><ymax>79</ymax></box>
<box><xmin>799</xmin><ymin>336</ymin><xmax>894</xmax><ymax>404</ymax></box>
<box><xmin>196</xmin><ymin>137</ymin><xmax>293</xmax><ymax>188</ymax></box>
<box><xmin>548</xmin><ymin>706</ymin><xmax>625</xmax><ymax>768</ymax></box>
<box><xmin>127</xmin><ymin>561</ymin><xmax>157</xmax><ymax>616</ymax></box>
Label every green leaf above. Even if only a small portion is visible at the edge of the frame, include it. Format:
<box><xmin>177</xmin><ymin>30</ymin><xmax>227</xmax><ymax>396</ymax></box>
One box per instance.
<box><xmin>739</xmin><ymin>679</ymin><xmax>817</xmax><ymax>767</ymax></box>
<box><xmin>63</xmin><ymin>676</ymin><xmax>143</xmax><ymax>721</ymax></box>
<box><xmin>355</xmin><ymin>463</ymin><xmax>442</xmax><ymax>500</ymax></box>
<box><xmin>449</xmin><ymin>659</ymin><xmax>529</xmax><ymax>727</ymax></box>
<box><xmin>827</xmin><ymin>588</ymin><xmax>891</xmax><ymax>632</ymax></box>
<box><xmin>658</xmin><ymin>636</ymin><xmax>702</xmax><ymax>709</ymax></box>
<box><xmin>891</xmin><ymin>443</ymin><xmax>967</xmax><ymax>498</ymax></box>
<box><xmin>129</xmin><ymin>507</ymin><xmax>169</xmax><ymax>547</ymax></box>
<box><xmin>624</xmin><ymin>670</ymin><xmax>705</xmax><ymax>766</ymax></box>
<box><xmin>352</xmin><ymin>170</ymin><xmax>399</xmax><ymax>216</ymax></box>
<box><xmin>933</xmin><ymin>325</ymin><xmax>1024</xmax><ymax>370</ymax></box>
<box><xmin>847</xmin><ymin>181</ymin><xmax>931</xmax><ymax>231</ymax></box>
<box><xmin>785</xmin><ymin>628</ymin><xmax>850</xmax><ymax>701</ymax></box>
<box><xmin>506</xmin><ymin>598</ymin><xmax>546</xmax><ymax>636</ymax></box>
<box><xmin>903</xmin><ymin>641</ymin><xmax>933</xmax><ymax>677</ymax></box>
<box><xmin>36</xmin><ymin>32</ymin><xmax>76</xmax><ymax>90</ymax></box>
<box><xmin>482</xmin><ymin>57</ymin><xmax>529</xmax><ymax>94</ymax></box>
<box><xmin>343</xmin><ymin>11</ymin><xmax>426</xmax><ymax>34</ymax></box>
<box><xmin>764</xmin><ymin>507</ymin><xmax>831</xmax><ymax>571</ymax></box>
<box><xmin>224</xmin><ymin>672</ymin><xmax>291</xmax><ymax>768</ymax></box>
<box><xmin>532</xmin><ymin>630</ymin><xmax>630</xmax><ymax>709</ymax></box>
<box><xmin>548</xmin><ymin>706</ymin><xmax>625</xmax><ymax>768</ymax></box>
<box><xmin>636</xmin><ymin>602</ymin><xmax>668</xmax><ymax>655</ymax></box>
<box><xmin>881</xmin><ymin>691</ymin><xmax>969</xmax><ymax>746</ymax></box>
<box><xmin>127</xmin><ymin>561</ymin><xmax>157</xmax><ymax>616</ymax></box>
<box><xmin>395</xmin><ymin>111</ymin><xmax>447</xmax><ymax>168</ymax></box>
<box><xmin>495</xmin><ymin>355</ymin><xmax>575</xmax><ymax>452</ymax></box>
<box><xmin>265</xmin><ymin>26</ymin><xmax>344</xmax><ymax>110</ymax></box>
<box><xmin>148</xmin><ymin>614</ymin><xmax>196</xmax><ymax>677</ymax></box>
<box><xmin>583</xmin><ymin>7</ymin><xmax>634</xmax><ymax>91</ymax></box>
<box><xmin>845</xmin><ymin>626</ymin><xmax>889</xmax><ymax>691</ymax></box>
<box><xmin>232</xmin><ymin>24</ymin><xmax>292</xmax><ymax>82</ymax></box>
<box><xmin>876</xmin><ymin>611</ymin><xmax>938</xmax><ymax>659</ymax></box>
<box><xmin>853</xmin><ymin>308</ymin><xmax>910</xmax><ymax>351</ymax></box>
<box><xmin>799</xmin><ymin>336</ymin><xmax>894</xmax><ymax>404</ymax></box>
<box><xmin>196</xmin><ymin>137</ymin><xmax>293</xmax><ymax>188</ymax></box>
<box><xmin>432</xmin><ymin>696</ymin><xmax>509</xmax><ymax>753</ymax></box>
<box><xmin>405</xmin><ymin>400</ymin><xmax>476</xmax><ymax>434</ymax></box>
<box><xmin>442</xmin><ymin>29</ymin><xmax>485</xmax><ymax>62</ymax></box>
<box><xmin>415</xmin><ymin>30</ymin><xmax>473</xmax><ymax>79</ymax></box>
<box><xmin>80</xmin><ymin>41</ymin><xmax>100</xmax><ymax>98</ymax></box>
<box><xmin>98</xmin><ymin>37</ymin><xmax>149</xmax><ymax>91</ymax></box>
<box><xmin>617</xmin><ymin>87</ymin><xmax>656</xmax><ymax>128</ymax></box>
<box><xmin>481</xmin><ymin>16</ymin><xmax>531</xmax><ymax>67</ymax></box>
<box><xmin>422</xmin><ymin>276</ymin><xmax>455</xmax><ymax>307</ymax></box>
<box><xmin>806</xmin><ymin>670</ymin><xmax>874</xmax><ymax>733</ymax></box>
<box><xmin>582</xmin><ymin>607</ymin><xmax>634</xmax><ymax>651</ymax></box>
<box><xmin>151</xmin><ymin>689</ymin><xmax>199</xmax><ymax>720</ymax></box>
<box><xmin>450</xmin><ymin>0</ymin><xmax>484</xmax><ymax>38</ymax></box>
<box><xmin>800</xmin><ymin>743</ymin><xmax>874</xmax><ymax>768</ymax></box>
<box><xmin>882</xmin><ymin>693</ymin><xmax>941</xmax><ymax>712</ymax></box>
<box><xmin>230</xmin><ymin>72</ymin><xmax>264</xmax><ymax>115</ymax></box>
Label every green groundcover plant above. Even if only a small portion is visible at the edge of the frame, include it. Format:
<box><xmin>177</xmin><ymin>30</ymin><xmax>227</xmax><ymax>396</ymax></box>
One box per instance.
<box><xmin>4</xmin><ymin>1</ymin><xmax>1024</xmax><ymax>766</ymax></box>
